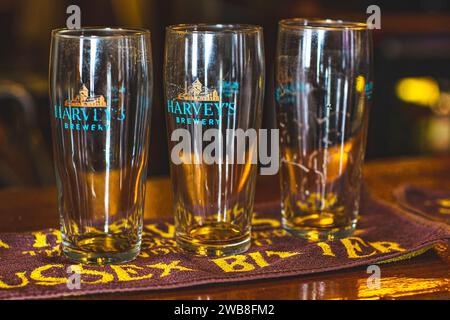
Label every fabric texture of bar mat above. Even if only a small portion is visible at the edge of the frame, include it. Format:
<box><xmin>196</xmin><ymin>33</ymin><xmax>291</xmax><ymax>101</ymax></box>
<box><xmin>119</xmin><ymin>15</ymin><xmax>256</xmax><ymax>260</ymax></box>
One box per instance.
<box><xmin>0</xmin><ymin>191</ymin><xmax>449</xmax><ymax>299</ymax></box>
<box><xmin>395</xmin><ymin>185</ymin><xmax>450</xmax><ymax>224</ymax></box>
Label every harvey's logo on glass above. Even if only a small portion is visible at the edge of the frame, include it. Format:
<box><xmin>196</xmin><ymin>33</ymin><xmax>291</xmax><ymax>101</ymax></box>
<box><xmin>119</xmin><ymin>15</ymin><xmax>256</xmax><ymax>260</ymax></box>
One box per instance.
<box><xmin>53</xmin><ymin>85</ymin><xmax>126</xmax><ymax>132</ymax></box>
<box><xmin>166</xmin><ymin>79</ymin><xmax>239</xmax><ymax>126</ymax></box>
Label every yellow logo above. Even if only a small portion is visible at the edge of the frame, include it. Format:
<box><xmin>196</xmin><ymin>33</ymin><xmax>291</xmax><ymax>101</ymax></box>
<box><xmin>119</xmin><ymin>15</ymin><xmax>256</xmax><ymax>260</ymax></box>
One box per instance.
<box><xmin>64</xmin><ymin>85</ymin><xmax>107</xmax><ymax>107</ymax></box>
<box><xmin>177</xmin><ymin>79</ymin><xmax>219</xmax><ymax>102</ymax></box>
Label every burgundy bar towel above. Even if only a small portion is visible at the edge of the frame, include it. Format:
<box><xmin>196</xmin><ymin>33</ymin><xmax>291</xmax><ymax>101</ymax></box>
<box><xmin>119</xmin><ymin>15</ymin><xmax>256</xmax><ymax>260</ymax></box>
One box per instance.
<box><xmin>0</xmin><ymin>191</ymin><xmax>449</xmax><ymax>299</ymax></box>
<box><xmin>394</xmin><ymin>184</ymin><xmax>450</xmax><ymax>224</ymax></box>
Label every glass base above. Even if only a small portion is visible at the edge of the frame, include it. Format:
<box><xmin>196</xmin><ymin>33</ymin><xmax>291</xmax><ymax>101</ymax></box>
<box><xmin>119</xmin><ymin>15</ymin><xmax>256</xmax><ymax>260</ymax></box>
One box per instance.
<box><xmin>176</xmin><ymin>227</ymin><xmax>251</xmax><ymax>257</ymax></box>
<box><xmin>283</xmin><ymin>219</ymin><xmax>357</xmax><ymax>241</ymax></box>
<box><xmin>62</xmin><ymin>235</ymin><xmax>141</xmax><ymax>265</ymax></box>
<box><xmin>63</xmin><ymin>246</ymin><xmax>140</xmax><ymax>265</ymax></box>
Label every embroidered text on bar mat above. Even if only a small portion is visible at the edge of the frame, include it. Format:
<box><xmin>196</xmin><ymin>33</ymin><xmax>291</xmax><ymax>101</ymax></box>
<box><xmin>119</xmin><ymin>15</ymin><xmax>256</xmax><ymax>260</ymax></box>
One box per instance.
<box><xmin>0</xmin><ymin>192</ymin><xmax>449</xmax><ymax>299</ymax></box>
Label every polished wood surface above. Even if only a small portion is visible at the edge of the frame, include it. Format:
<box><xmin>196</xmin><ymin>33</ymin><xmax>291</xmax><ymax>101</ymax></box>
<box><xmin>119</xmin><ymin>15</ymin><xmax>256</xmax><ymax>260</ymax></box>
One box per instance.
<box><xmin>0</xmin><ymin>156</ymin><xmax>449</xmax><ymax>299</ymax></box>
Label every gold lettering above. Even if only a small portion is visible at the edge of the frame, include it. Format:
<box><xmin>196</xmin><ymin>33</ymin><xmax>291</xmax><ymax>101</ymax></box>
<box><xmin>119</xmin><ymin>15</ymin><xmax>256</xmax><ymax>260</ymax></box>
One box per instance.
<box><xmin>150</xmin><ymin>248</ymin><xmax>171</xmax><ymax>255</ymax></box>
<box><xmin>266</xmin><ymin>250</ymin><xmax>300</xmax><ymax>258</ymax></box>
<box><xmin>110</xmin><ymin>265</ymin><xmax>153</xmax><ymax>281</ymax></box>
<box><xmin>85</xmin><ymin>226</ymin><xmax>101</xmax><ymax>233</ymax></box>
<box><xmin>146</xmin><ymin>260</ymin><xmax>193</xmax><ymax>277</ymax></box>
<box><xmin>22</xmin><ymin>251</ymin><xmax>37</xmax><ymax>256</ymax></box>
<box><xmin>31</xmin><ymin>232</ymin><xmax>48</xmax><ymax>248</ymax></box>
<box><xmin>0</xmin><ymin>239</ymin><xmax>9</xmax><ymax>249</ymax></box>
<box><xmin>272</xmin><ymin>229</ymin><xmax>287</xmax><ymax>237</ymax></box>
<box><xmin>75</xmin><ymin>265</ymin><xmax>114</xmax><ymax>284</ymax></box>
<box><xmin>341</xmin><ymin>237</ymin><xmax>377</xmax><ymax>258</ymax></box>
<box><xmin>151</xmin><ymin>238</ymin><xmax>177</xmax><ymax>247</ymax></box>
<box><xmin>232</xmin><ymin>204</ymin><xmax>244</xmax><ymax>217</ymax></box>
<box><xmin>31</xmin><ymin>230</ymin><xmax>61</xmax><ymax>248</ymax></box>
<box><xmin>252</xmin><ymin>215</ymin><xmax>281</xmax><ymax>228</ymax></box>
<box><xmin>211</xmin><ymin>255</ymin><xmax>255</xmax><ymax>273</ymax></box>
<box><xmin>108</xmin><ymin>219</ymin><xmax>128</xmax><ymax>233</ymax></box>
<box><xmin>45</xmin><ymin>247</ymin><xmax>61</xmax><ymax>257</ymax></box>
<box><xmin>22</xmin><ymin>247</ymin><xmax>61</xmax><ymax>257</ymax></box>
<box><xmin>369</xmin><ymin>241</ymin><xmax>406</xmax><ymax>253</ymax></box>
<box><xmin>253</xmin><ymin>239</ymin><xmax>273</xmax><ymax>246</ymax></box>
<box><xmin>252</xmin><ymin>230</ymin><xmax>271</xmax><ymax>239</ymax></box>
<box><xmin>30</xmin><ymin>264</ymin><xmax>67</xmax><ymax>286</ymax></box>
<box><xmin>51</xmin><ymin>230</ymin><xmax>62</xmax><ymax>244</ymax></box>
<box><xmin>317</xmin><ymin>242</ymin><xmax>336</xmax><ymax>256</ymax></box>
<box><xmin>0</xmin><ymin>272</ymin><xmax>29</xmax><ymax>289</ymax></box>
<box><xmin>145</xmin><ymin>223</ymin><xmax>175</xmax><ymax>238</ymax></box>
<box><xmin>249</xmin><ymin>252</ymin><xmax>270</xmax><ymax>268</ymax></box>
<box><xmin>212</xmin><ymin>250</ymin><xmax>301</xmax><ymax>273</ymax></box>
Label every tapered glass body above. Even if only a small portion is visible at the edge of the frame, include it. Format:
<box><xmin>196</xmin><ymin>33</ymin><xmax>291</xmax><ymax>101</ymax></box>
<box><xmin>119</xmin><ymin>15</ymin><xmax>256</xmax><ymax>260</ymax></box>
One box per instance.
<box><xmin>49</xmin><ymin>28</ymin><xmax>153</xmax><ymax>264</ymax></box>
<box><xmin>275</xmin><ymin>19</ymin><xmax>372</xmax><ymax>240</ymax></box>
<box><xmin>164</xmin><ymin>24</ymin><xmax>265</xmax><ymax>256</ymax></box>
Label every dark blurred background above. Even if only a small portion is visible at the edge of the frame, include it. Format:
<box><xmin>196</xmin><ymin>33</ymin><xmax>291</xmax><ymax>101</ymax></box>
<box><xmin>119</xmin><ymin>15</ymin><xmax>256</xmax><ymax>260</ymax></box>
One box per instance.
<box><xmin>0</xmin><ymin>0</ymin><xmax>448</xmax><ymax>188</ymax></box>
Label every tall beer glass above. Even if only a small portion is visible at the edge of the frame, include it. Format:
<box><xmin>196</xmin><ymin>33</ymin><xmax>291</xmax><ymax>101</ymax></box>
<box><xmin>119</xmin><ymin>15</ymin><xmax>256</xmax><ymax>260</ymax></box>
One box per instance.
<box><xmin>164</xmin><ymin>24</ymin><xmax>265</xmax><ymax>256</ymax></box>
<box><xmin>276</xmin><ymin>19</ymin><xmax>372</xmax><ymax>241</ymax></box>
<box><xmin>50</xmin><ymin>28</ymin><xmax>153</xmax><ymax>264</ymax></box>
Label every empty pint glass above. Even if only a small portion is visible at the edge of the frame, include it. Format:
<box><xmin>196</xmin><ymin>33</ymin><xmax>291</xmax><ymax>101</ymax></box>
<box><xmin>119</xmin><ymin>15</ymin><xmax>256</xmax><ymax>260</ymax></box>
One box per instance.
<box><xmin>49</xmin><ymin>28</ymin><xmax>153</xmax><ymax>264</ymax></box>
<box><xmin>164</xmin><ymin>24</ymin><xmax>265</xmax><ymax>256</ymax></box>
<box><xmin>276</xmin><ymin>19</ymin><xmax>373</xmax><ymax>241</ymax></box>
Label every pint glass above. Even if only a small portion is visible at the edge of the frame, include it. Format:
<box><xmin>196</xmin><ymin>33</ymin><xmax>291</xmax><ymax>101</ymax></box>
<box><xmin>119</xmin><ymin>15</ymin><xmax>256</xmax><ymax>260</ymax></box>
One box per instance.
<box><xmin>276</xmin><ymin>19</ymin><xmax>372</xmax><ymax>240</ymax></box>
<box><xmin>164</xmin><ymin>24</ymin><xmax>265</xmax><ymax>256</ymax></box>
<box><xmin>49</xmin><ymin>28</ymin><xmax>153</xmax><ymax>264</ymax></box>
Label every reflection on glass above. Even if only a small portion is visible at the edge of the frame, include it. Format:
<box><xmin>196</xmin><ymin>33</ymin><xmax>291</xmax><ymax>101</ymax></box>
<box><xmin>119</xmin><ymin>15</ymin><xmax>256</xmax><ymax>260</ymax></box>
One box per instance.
<box><xmin>50</xmin><ymin>28</ymin><xmax>153</xmax><ymax>264</ymax></box>
<box><xmin>276</xmin><ymin>19</ymin><xmax>373</xmax><ymax>241</ymax></box>
<box><xmin>164</xmin><ymin>24</ymin><xmax>265</xmax><ymax>256</ymax></box>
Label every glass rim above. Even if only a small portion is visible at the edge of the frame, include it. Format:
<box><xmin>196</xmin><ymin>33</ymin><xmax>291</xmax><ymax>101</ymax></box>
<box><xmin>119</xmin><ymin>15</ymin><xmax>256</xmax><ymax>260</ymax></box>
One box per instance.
<box><xmin>279</xmin><ymin>18</ymin><xmax>368</xmax><ymax>31</ymax></box>
<box><xmin>166</xmin><ymin>23</ymin><xmax>262</xmax><ymax>34</ymax></box>
<box><xmin>52</xmin><ymin>27</ymin><xmax>151</xmax><ymax>39</ymax></box>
